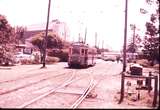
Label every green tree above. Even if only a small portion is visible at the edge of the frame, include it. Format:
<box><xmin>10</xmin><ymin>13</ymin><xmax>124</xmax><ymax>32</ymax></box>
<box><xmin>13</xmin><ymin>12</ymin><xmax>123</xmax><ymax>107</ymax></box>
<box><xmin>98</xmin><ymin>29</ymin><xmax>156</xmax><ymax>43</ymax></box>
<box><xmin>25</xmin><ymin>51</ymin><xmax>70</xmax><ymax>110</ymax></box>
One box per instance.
<box><xmin>0</xmin><ymin>14</ymin><xmax>15</xmax><ymax>45</ymax></box>
<box><xmin>127</xmin><ymin>24</ymin><xmax>142</xmax><ymax>53</ymax></box>
<box><xmin>31</xmin><ymin>32</ymin><xmax>63</xmax><ymax>60</ymax></box>
<box><xmin>0</xmin><ymin>14</ymin><xmax>16</xmax><ymax>65</ymax></box>
<box><xmin>15</xmin><ymin>26</ymin><xmax>26</xmax><ymax>44</ymax></box>
<box><xmin>31</xmin><ymin>32</ymin><xmax>63</xmax><ymax>50</ymax></box>
<box><xmin>127</xmin><ymin>34</ymin><xmax>141</xmax><ymax>53</ymax></box>
<box><xmin>141</xmin><ymin>0</ymin><xmax>159</xmax><ymax>63</ymax></box>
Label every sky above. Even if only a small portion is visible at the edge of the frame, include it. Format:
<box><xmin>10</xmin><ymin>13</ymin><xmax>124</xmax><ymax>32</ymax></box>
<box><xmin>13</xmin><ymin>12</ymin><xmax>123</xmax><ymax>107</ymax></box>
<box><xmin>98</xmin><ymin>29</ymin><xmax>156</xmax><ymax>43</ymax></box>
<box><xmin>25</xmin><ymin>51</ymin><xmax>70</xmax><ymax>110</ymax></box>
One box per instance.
<box><xmin>0</xmin><ymin>0</ymin><xmax>157</xmax><ymax>51</ymax></box>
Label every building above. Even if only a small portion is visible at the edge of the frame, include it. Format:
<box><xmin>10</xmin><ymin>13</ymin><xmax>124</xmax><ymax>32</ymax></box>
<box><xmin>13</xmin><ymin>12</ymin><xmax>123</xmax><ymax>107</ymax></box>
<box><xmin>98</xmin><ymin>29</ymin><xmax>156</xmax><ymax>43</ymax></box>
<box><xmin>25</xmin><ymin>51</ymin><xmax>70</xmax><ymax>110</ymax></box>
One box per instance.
<box><xmin>51</xmin><ymin>19</ymin><xmax>70</xmax><ymax>41</ymax></box>
<box><xmin>24</xmin><ymin>19</ymin><xmax>70</xmax><ymax>42</ymax></box>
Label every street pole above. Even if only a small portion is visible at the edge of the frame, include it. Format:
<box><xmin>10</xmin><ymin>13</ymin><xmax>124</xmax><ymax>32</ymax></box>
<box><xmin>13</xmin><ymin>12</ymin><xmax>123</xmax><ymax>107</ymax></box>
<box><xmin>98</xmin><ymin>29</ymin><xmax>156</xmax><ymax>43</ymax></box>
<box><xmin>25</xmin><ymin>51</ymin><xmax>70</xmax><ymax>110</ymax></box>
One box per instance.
<box><xmin>102</xmin><ymin>40</ymin><xmax>104</xmax><ymax>52</ymax></box>
<box><xmin>98</xmin><ymin>40</ymin><xmax>100</xmax><ymax>48</ymax></box>
<box><xmin>122</xmin><ymin>0</ymin><xmax>128</xmax><ymax>72</ymax></box>
<box><xmin>132</xmin><ymin>25</ymin><xmax>136</xmax><ymax>60</ymax></box>
<box><xmin>78</xmin><ymin>33</ymin><xmax>81</xmax><ymax>42</ymax></box>
<box><xmin>84</xmin><ymin>27</ymin><xmax>87</xmax><ymax>44</ymax></box>
<box><xmin>95</xmin><ymin>32</ymin><xmax>97</xmax><ymax>48</ymax></box>
<box><xmin>119</xmin><ymin>0</ymin><xmax>128</xmax><ymax>104</ymax></box>
<box><xmin>42</xmin><ymin>0</ymin><xmax>51</xmax><ymax>68</ymax></box>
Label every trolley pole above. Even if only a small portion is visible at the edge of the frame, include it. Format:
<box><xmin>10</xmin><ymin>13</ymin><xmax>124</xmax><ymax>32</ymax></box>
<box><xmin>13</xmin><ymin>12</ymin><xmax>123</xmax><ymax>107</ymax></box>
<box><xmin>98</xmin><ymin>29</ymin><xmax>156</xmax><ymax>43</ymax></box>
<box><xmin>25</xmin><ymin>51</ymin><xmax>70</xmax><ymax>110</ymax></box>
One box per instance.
<box><xmin>42</xmin><ymin>0</ymin><xmax>51</xmax><ymax>68</ymax></box>
<box><xmin>122</xmin><ymin>0</ymin><xmax>128</xmax><ymax>72</ymax></box>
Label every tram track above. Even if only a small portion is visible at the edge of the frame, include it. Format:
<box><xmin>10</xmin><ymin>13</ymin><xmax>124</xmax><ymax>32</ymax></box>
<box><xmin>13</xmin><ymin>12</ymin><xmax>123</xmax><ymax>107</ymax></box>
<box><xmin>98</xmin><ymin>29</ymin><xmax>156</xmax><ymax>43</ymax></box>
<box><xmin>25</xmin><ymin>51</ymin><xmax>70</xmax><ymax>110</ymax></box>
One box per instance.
<box><xmin>0</xmin><ymin>70</ymin><xmax>54</xmax><ymax>84</ymax></box>
<box><xmin>0</xmin><ymin>69</ymin><xmax>78</xmax><ymax>108</ymax></box>
<box><xmin>24</xmin><ymin>62</ymin><xmax>117</xmax><ymax>108</ymax></box>
<box><xmin>16</xmin><ymin>69</ymin><xmax>94</xmax><ymax>108</ymax></box>
<box><xmin>17</xmin><ymin>70</ymin><xmax>87</xmax><ymax>108</ymax></box>
<box><xmin>0</xmin><ymin>69</ymin><xmax>74</xmax><ymax>95</ymax></box>
<box><xmin>0</xmin><ymin>60</ymin><xmax>122</xmax><ymax>108</ymax></box>
<box><xmin>69</xmin><ymin>68</ymin><xmax>96</xmax><ymax>108</ymax></box>
<box><xmin>0</xmin><ymin>65</ymin><xmax>63</xmax><ymax>84</ymax></box>
<box><xmin>70</xmin><ymin>77</ymin><xmax>95</xmax><ymax>108</ymax></box>
<box><xmin>69</xmin><ymin>62</ymin><xmax>118</xmax><ymax>108</ymax></box>
<box><xmin>23</xmin><ymin>63</ymin><xmax>114</xmax><ymax>108</ymax></box>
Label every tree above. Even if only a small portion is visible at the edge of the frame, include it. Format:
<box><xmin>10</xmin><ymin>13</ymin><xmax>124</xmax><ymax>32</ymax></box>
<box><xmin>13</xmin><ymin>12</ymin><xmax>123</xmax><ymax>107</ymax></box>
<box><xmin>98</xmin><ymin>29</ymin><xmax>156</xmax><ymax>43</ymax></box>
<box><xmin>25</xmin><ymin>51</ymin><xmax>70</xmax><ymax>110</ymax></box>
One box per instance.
<box><xmin>127</xmin><ymin>34</ymin><xmax>141</xmax><ymax>53</ymax></box>
<box><xmin>0</xmin><ymin>14</ymin><xmax>16</xmax><ymax>65</ymax></box>
<box><xmin>127</xmin><ymin>24</ymin><xmax>142</xmax><ymax>53</ymax></box>
<box><xmin>15</xmin><ymin>26</ymin><xmax>26</xmax><ymax>44</ymax></box>
<box><xmin>141</xmin><ymin>0</ymin><xmax>159</xmax><ymax>63</ymax></box>
<box><xmin>31</xmin><ymin>32</ymin><xmax>64</xmax><ymax>62</ymax></box>
<box><xmin>31</xmin><ymin>32</ymin><xmax>63</xmax><ymax>50</ymax></box>
<box><xmin>0</xmin><ymin>14</ymin><xmax>15</xmax><ymax>45</ymax></box>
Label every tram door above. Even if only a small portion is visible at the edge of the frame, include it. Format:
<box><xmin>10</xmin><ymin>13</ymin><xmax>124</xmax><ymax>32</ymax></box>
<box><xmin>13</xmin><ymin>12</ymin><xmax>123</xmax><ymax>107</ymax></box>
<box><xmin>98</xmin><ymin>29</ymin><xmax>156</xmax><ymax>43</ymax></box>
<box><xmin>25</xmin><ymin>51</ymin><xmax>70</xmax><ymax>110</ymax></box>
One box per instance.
<box><xmin>92</xmin><ymin>50</ymin><xmax>94</xmax><ymax>65</ymax></box>
<box><xmin>84</xmin><ymin>48</ymin><xmax>88</xmax><ymax>65</ymax></box>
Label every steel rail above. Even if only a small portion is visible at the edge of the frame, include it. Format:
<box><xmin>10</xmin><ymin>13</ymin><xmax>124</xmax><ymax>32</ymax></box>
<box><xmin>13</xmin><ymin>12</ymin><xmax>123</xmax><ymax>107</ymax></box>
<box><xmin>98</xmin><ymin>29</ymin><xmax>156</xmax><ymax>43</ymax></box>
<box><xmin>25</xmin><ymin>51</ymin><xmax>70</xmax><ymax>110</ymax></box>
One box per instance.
<box><xmin>0</xmin><ymin>71</ymin><xmax>72</xmax><ymax>95</ymax></box>
<box><xmin>70</xmin><ymin>79</ymin><xmax>94</xmax><ymax>108</ymax></box>
<box><xmin>70</xmin><ymin>69</ymin><xmax>95</xmax><ymax>108</ymax></box>
<box><xmin>0</xmin><ymin>69</ymin><xmax>62</xmax><ymax>84</ymax></box>
<box><xmin>17</xmin><ymin>70</ymin><xmax>86</xmax><ymax>108</ymax></box>
<box><xmin>70</xmin><ymin>63</ymin><xmax>115</xmax><ymax>108</ymax></box>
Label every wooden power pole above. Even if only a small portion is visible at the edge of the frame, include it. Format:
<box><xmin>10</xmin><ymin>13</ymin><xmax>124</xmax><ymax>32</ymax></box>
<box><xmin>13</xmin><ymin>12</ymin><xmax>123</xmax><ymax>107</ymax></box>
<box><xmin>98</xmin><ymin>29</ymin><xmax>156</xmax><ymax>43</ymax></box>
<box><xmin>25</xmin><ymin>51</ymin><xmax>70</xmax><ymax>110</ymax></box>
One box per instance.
<box><xmin>84</xmin><ymin>27</ymin><xmax>87</xmax><ymax>44</ymax></box>
<box><xmin>42</xmin><ymin>0</ymin><xmax>51</xmax><ymax>68</ymax></box>
<box><xmin>122</xmin><ymin>0</ymin><xmax>128</xmax><ymax>72</ymax></box>
<box><xmin>95</xmin><ymin>32</ymin><xmax>97</xmax><ymax>48</ymax></box>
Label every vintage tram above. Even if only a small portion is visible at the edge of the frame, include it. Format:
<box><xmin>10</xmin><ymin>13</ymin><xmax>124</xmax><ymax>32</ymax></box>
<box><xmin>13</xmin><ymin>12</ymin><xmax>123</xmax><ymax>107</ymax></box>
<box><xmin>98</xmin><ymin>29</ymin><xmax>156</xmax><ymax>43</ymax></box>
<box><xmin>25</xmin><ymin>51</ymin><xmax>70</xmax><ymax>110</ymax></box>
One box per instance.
<box><xmin>68</xmin><ymin>42</ymin><xmax>97</xmax><ymax>68</ymax></box>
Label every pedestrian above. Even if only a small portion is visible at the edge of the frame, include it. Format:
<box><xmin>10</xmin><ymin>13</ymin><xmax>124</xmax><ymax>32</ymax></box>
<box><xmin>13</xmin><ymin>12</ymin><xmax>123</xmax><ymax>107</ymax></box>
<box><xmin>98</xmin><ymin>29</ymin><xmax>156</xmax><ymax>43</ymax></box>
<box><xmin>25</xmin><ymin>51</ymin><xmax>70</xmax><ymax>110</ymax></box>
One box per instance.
<box><xmin>116</xmin><ymin>55</ymin><xmax>120</xmax><ymax>63</ymax></box>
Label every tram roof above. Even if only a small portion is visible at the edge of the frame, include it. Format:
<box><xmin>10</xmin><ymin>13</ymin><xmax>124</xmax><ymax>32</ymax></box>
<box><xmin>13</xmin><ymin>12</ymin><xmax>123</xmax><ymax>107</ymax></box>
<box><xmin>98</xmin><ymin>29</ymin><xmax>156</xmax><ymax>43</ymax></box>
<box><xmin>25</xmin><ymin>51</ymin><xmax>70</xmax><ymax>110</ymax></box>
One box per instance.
<box><xmin>71</xmin><ymin>42</ymin><xmax>89</xmax><ymax>47</ymax></box>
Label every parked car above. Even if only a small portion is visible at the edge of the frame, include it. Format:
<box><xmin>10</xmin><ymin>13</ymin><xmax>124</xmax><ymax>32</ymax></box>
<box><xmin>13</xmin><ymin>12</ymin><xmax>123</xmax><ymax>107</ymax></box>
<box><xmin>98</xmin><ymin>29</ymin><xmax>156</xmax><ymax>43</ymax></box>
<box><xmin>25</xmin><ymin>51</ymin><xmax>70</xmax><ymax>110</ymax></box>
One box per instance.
<box><xmin>14</xmin><ymin>52</ymin><xmax>35</xmax><ymax>63</ymax></box>
<box><xmin>102</xmin><ymin>55</ymin><xmax>116</xmax><ymax>62</ymax></box>
<box><xmin>0</xmin><ymin>52</ymin><xmax>16</xmax><ymax>66</ymax></box>
<box><xmin>101</xmin><ymin>52</ymin><xmax>120</xmax><ymax>62</ymax></box>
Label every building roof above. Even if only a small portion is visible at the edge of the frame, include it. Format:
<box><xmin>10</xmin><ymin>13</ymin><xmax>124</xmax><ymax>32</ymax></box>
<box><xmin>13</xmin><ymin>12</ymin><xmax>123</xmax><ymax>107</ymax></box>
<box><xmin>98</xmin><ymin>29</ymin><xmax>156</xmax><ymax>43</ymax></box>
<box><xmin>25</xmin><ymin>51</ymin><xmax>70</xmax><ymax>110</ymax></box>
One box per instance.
<box><xmin>26</xmin><ymin>22</ymin><xmax>53</xmax><ymax>31</ymax></box>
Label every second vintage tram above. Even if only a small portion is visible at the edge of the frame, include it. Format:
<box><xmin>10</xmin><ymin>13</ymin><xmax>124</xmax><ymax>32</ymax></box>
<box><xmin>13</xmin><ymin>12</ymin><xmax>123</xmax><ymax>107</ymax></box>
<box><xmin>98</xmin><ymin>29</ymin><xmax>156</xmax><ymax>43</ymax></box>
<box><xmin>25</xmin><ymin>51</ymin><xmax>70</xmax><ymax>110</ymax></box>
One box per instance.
<box><xmin>68</xmin><ymin>42</ymin><xmax>97</xmax><ymax>68</ymax></box>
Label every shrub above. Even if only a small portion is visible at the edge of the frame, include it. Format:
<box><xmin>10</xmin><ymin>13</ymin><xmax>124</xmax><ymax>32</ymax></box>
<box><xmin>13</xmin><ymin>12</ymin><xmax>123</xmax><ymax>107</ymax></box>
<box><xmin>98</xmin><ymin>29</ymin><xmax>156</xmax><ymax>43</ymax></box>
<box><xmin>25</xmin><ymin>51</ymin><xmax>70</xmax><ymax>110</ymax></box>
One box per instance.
<box><xmin>48</xmin><ymin>49</ymin><xmax>68</xmax><ymax>62</ymax></box>
<box><xmin>45</xmin><ymin>56</ymin><xmax>60</xmax><ymax>64</ymax></box>
<box><xmin>59</xmin><ymin>49</ymin><xmax>68</xmax><ymax>62</ymax></box>
<box><xmin>136</xmin><ymin>59</ymin><xmax>150</xmax><ymax>67</ymax></box>
<box><xmin>21</xmin><ymin>59</ymin><xmax>32</xmax><ymax>65</ymax></box>
<box><xmin>153</xmin><ymin>64</ymin><xmax>159</xmax><ymax>70</ymax></box>
<box><xmin>20</xmin><ymin>56</ymin><xmax>59</xmax><ymax>65</ymax></box>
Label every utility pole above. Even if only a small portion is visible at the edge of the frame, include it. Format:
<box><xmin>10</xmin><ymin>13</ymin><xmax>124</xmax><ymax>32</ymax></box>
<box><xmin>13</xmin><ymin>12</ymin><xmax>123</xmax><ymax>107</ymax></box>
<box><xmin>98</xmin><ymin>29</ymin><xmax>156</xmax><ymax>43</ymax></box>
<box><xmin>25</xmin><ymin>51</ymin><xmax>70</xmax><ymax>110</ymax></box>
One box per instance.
<box><xmin>78</xmin><ymin>33</ymin><xmax>81</xmax><ymax>42</ymax></box>
<box><xmin>98</xmin><ymin>40</ymin><xmax>100</xmax><ymax>48</ymax></box>
<box><xmin>119</xmin><ymin>0</ymin><xmax>128</xmax><ymax>104</ymax></box>
<box><xmin>102</xmin><ymin>40</ymin><xmax>104</xmax><ymax>52</ymax></box>
<box><xmin>122</xmin><ymin>0</ymin><xmax>128</xmax><ymax>72</ymax></box>
<box><xmin>95</xmin><ymin>32</ymin><xmax>97</xmax><ymax>48</ymax></box>
<box><xmin>42</xmin><ymin>0</ymin><xmax>51</xmax><ymax>68</ymax></box>
<box><xmin>132</xmin><ymin>24</ymin><xmax>136</xmax><ymax>60</ymax></box>
<box><xmin>84</xmin><ymin>27</ymin><xmax>87</xmax><ymax>44</ymax></box>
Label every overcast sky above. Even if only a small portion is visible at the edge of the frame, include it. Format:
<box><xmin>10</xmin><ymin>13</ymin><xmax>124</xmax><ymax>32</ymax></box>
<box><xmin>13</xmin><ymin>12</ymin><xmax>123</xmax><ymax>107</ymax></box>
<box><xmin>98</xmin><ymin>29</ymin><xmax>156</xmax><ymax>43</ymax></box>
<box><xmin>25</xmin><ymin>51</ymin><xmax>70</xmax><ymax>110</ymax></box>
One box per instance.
<box><xmin>0</xmin><ymin>0</ymin><xmax>156</xmax><ymax>51</ymax></box>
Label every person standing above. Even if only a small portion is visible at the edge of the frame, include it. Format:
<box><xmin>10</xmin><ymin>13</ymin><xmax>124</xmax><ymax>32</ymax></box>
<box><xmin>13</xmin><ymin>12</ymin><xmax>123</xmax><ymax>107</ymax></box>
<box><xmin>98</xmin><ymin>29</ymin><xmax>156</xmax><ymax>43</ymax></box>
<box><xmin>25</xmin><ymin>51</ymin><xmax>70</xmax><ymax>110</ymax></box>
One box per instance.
<box><xmin>116</xmin><ymin>55</ymin><xmax>120</xmax><ymax>63</ymax></box>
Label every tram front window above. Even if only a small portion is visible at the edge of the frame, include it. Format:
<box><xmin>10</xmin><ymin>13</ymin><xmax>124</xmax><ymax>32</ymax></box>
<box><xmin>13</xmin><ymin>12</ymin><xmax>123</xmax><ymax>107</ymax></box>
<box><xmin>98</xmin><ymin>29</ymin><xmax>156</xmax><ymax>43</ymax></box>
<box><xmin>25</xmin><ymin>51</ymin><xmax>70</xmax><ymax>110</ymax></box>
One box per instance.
<box><xmin>72</xmin><ymin>48</ymin><xmax>80</xmax><ymax>54</ymax></box>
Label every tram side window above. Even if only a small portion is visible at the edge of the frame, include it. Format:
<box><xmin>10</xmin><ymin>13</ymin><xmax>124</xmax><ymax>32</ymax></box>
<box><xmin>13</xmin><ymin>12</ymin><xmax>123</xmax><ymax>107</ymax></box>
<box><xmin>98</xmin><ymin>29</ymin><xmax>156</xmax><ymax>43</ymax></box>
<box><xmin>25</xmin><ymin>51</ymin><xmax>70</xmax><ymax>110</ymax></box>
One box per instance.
<box><xmin>81</xmin><ymin>49</ymin><xmax>85</xmax><ymax>55</ymax></box>
<box><xmin>88</xmin><ymin>50</ymin><xmax>92</xmax><ymax>54</ymax></box>
<box><xmin>69</xmin><ymin>48</ymin><xmax>71</xmax><ymax>54</ymax></box>
<box><xmin>85</xmin><ymin>49</ymin><xmax>88</xmax><ymax>55</ymax></box>
<box><xmin>92</xmin><ymin>50</ymin><xmax>94</xmax><ymax>55</ymax></box>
